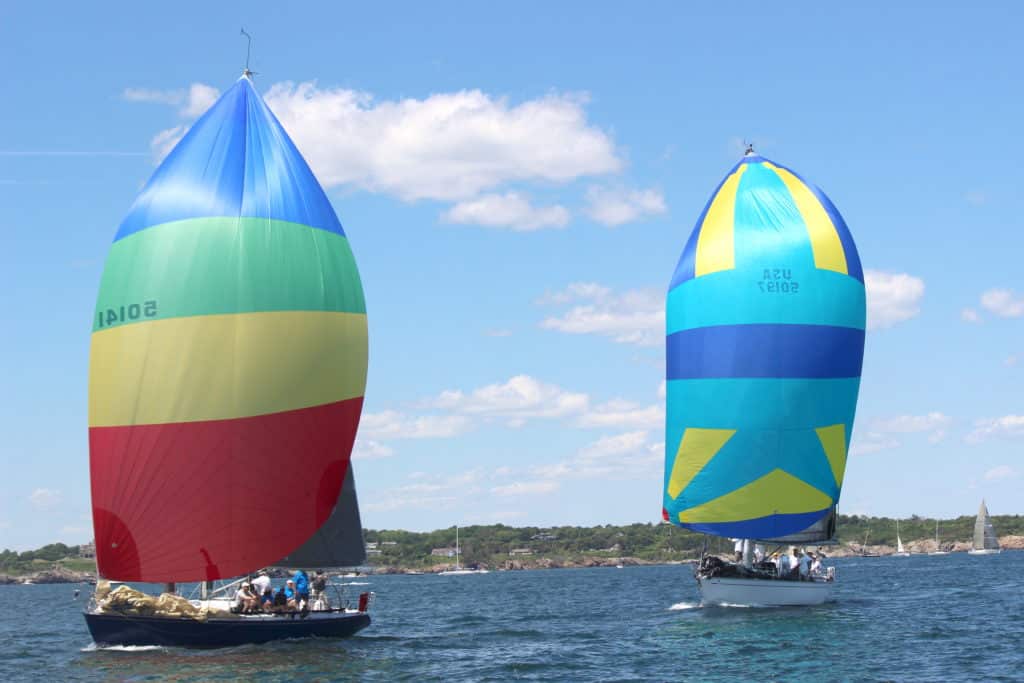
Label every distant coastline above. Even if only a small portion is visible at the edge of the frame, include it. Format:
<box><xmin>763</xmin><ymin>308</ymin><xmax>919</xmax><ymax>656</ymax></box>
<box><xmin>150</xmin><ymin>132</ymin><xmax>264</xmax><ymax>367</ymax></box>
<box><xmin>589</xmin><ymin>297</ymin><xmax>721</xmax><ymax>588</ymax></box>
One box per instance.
<box><xmin>5</xmin><ymin>515</ymin><xmax>1022</xmax><ymax>583</ymax></box>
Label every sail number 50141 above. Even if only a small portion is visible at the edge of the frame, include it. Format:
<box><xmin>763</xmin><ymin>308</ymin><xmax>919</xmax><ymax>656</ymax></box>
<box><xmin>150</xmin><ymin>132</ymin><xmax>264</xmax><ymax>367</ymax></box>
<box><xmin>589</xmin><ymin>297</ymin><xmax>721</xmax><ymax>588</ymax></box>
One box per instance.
<box><xmin>97</xmin><ymin>300</ymin><xmax>157</xmax><ymax>327</ymax></box>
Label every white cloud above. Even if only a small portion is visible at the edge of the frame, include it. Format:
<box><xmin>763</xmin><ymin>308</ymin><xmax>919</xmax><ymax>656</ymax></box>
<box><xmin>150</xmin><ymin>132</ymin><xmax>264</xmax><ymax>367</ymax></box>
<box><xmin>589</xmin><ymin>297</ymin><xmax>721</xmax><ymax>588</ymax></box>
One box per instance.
<box><xmin>360</xmin><ymin>410</ymin><xmax>471</xmax><ymax>439</ymax></box>
<box><xmin>657</xmin><ymin>381</ymin><xmax>667</xmax><ymax>400</ymax></box>
<box><xmin>539</xmin><ymin>282</ymin><xmax>664</xmax><ymax>346</ymax></box>
<box><xmin>865</xmin><ymin>270</ymin><xmax>925</xmax><ymax>330</ymax></box>
<box><xmin>871</xmin><ymin>412</ymin><xmax>951</xmax><ymax>434</ymax></box>
<box><xmin>984</xmin><ymin>465</ymin><xmax>1017</xmax><ymax>481</ymax></box>
<box><xmin>263</xmin><ymin>83</ymin><xmax>621</xmax><ymax>202</ymax></box>
<box><xmin>980</xmin><ymin>288</ymin><xmax>1024</xmax><ymax>318</ymax></box>
<box><xmin>363</xmin><ymin>469</ymin><xmax>482</xmax><ymax>512</ymax></box>
<box><xmin>961</xmin><ymin>308</ymin><xmax>981</xmax><ymax>323</ymax></box>
<box><xmin>432</xmin><ymin>375</ymin><xmax>589</xmax><ymax>420</ymax></box>
<box><xmin>352</xmin><ymin>439</ymin><xmax>394</xmax><ymax>460</ymax></box>
<box><xmin>532</xmin><ymin>431</ymin><xmax>662</xmax><ymax>481</ymax></box>
<box><xmin>577</xmin><ymin>399</ymin><xmax>663</xmax><ymax>429</ymax></box>
<box><xmin>849</xmin><ymin>432</ymin><xmax>901</xmax><ymax>456</ymax></box>
<box><xmin>441</xmin><ymin>192</ymin><xmax>569</xmax><ymax>231</ymax></box>
<box><xmin>1005</xmin><ymin>355</ymin><xmax>1019</xmax><ymax>367</ymax></box>
<box><xmin>151</xmin><ymin>125</ymin><xmax>186</xmax><ymax>161</ymax></box>
<box><xmin>125</xmin><ymin>83</ymin><xmax>221</xmax><ymax>120</ymax></box>
<box><xmin>29</xmin><ymin>488</ymin><xmax>61</xmax><ymax>510</ymax></box>
<box><xmin>484</xmin><ymin>329</ymin><xmax>512</xmax><ymax>338</ymax></box>
<box><xmin>490</xmin><ymin>480</ymin><xmax>561</xmax><ymax>497</ymax></box>
<box><xmin>966</xmin><ymin>415</ymin><xmax>1024</xmax><ymax>444</ymax></box>
<box><xmin>584</xmin><ymin>185</ymin><xmax>666</xmax><ymax>226</ymax></box>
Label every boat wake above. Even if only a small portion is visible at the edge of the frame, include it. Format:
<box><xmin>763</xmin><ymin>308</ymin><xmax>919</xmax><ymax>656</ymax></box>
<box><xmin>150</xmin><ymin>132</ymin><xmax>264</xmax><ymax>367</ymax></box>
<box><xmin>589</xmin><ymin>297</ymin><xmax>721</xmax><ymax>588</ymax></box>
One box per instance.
<box><xmin>82</xmin><ymin>643</ymin><xmax>165</xmax><ymax>653</ymax></box>
<box><xmin>667</xmin><ymin>601</ymin><xmax>700</xmax><ymax>611</ymax></box>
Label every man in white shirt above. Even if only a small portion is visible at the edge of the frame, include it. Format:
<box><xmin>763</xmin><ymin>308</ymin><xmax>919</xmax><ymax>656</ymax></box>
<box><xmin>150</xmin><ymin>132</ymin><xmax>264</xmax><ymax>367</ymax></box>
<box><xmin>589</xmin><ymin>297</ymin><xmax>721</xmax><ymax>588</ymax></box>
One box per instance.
<box><xmin>777</xmin><ymin>552</ymin><xmax>791</xmax><ymax>577</ymax></box>
<box><xmin>798</xmin><ymin>549</ymin><xmax>811</xmax><ymax>579</ymax></box>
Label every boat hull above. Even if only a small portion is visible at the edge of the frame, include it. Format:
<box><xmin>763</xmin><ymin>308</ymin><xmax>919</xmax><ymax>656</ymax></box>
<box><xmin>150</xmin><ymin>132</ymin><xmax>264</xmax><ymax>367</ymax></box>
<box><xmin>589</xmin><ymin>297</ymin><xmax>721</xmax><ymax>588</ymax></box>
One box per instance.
<box><xmin>968</xmin><ymin>548</ymin><xmax>1001</xmax><ymax>555</ymax></box>
<box><xmin>84</xmin><ymin>610</ymin><xmax>370</xmax><ymax>648</ymax></box>
<box><xmin>698</xmin><ymin>576</ymin><xmax>833</xmax><ymax>606</ymax></box>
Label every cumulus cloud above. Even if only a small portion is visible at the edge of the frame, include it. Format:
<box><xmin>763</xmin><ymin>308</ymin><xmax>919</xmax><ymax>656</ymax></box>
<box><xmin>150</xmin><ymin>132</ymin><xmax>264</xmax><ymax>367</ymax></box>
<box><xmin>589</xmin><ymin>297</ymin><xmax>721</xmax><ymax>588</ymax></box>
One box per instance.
<box><xmin>532</xmin><ymin>431</ymin><xmax>662</xmax><ymax>481</ymax></box>
<box><xmin>865</xmin><ymin>270</ymin><xmax>925</xmax><ymax>330</ymax></box>
<box><xmin>125</xmin><ymin>83</ymin><xmax>221</xmax><ymax>122</ymax></box>
<box><xmin>363</xmin><ymin>469</ymin><xmax>482</xmax><ymax>512</ymax></box>
<box><xmin>29</xmin><ymin>488</ymin><xmax>61</xmax><ymax>510</ymax></box>
<box><xmin>577</xmin><ymin>399</ymin><xmax>663</xmax><ymax>429</ymax></box>
<box><xmin>263</xmin><ymin>83</ymin><xmax>620</xmax><ymax>201</ymax></box>
<box><xmin>352</xmin><ymin>438</ymin><xmax>395</xmax><ymax>460</ymax></box>
<box><xmin>849</xmin><ymin>432</ymin><xmax>901</xmax><ymax>456</ymax></box>
<box><xmin>441</xmin><ymin>192</ymin><xmax>569</xmax><ymax>231</ymax></box>
<box><xmin>360</xmin><ymin>410</ymin><xmax>471</xmax><ymax>439</ymax></box>
<box><xmin>871</xmin><ymin>412</ymin><xmax>951</xmax><ymax>443</ymax></box>
<box><xmin>966</xmin><ymin>415</ymin><xmax>1024</xmax><ymax>444</ymax></box>
<box><xmin>584</xmin><ymin>185</ymin><xmax>666</xmax><ymax>226</ymax></box>
<box><xmin>539</xmin><ymin>282</ymin><xmax>663</xmax><ymax>346</ymax></box>
<box><xmin>490</xmin><ymin>480</ymin><xmax>561</xmax><ymax>496</ymax></box>
<box><xmin>961</xmin><ymin>308</ymin><xmax>981</xmax><ymax>324</ymax></box>
<box><xmin>432</xmin><ymin>375</ymin><xmax>588</xmax><ymax>420</ymax></box>
<box><xmin>984</xmin><ymin>465</ymin><xmax>1017</xmax><ymax>481</ymax></box>
<box><xmin>980</xmin><ymin>288</ymin><xmax>1024</xmax><ymax>318</ymax></box>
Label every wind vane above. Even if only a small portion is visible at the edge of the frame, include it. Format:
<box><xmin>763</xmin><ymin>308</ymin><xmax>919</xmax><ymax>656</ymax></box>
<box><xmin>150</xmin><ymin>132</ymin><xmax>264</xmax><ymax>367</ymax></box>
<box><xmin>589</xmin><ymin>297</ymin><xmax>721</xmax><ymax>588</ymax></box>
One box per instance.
<box><xmin>240</xmin><ymin>28</ymin><xmax>257</xmax><ymax>79</ymax></box>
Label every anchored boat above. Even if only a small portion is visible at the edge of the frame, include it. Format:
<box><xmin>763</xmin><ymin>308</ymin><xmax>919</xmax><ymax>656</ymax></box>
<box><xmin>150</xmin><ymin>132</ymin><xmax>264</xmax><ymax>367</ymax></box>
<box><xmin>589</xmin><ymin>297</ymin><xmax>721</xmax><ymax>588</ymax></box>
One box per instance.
<box><xmin>663</xmin><ymin>148</ymin><xmax>866</xmax><ymax>606</ymax></box>
<box><xmin>969</xmin><ymin>500</ymin><xmax>1002</xmax><ymax>555</ymax></box>
<box><xmin>84</xmin><ymin>71</ymin><xmax>372</xmax><ymax>647</ymax></box>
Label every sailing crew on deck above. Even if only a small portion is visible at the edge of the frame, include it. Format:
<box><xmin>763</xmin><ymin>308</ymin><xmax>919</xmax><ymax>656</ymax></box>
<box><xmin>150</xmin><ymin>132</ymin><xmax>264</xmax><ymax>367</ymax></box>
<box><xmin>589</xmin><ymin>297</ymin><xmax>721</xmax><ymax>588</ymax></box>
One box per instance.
<box><xmin>733</xmin><ymin>539</ymin><xmax>744</xmax><ymax>562</ymax></box>
<box><xmin>809</xmin><ymin>552</ymin><xmax>822</xmax><ymax>576</ymax></box>
<box><xmin>777</xmin><ymin>552</ymin><xmax>791</xmax><ymax>577</ymax></box>
<box><xmin>797</xmin><ymin>549</ymin><xmax>811</xmax><ymax>580</ymax></box>
<box><xmin>252</xmin><ymin>570</ymin><xmax>271</xmax><ymax>597</ymax></box>
<box><xmin>753</xmin><ymin>544</ymin><xmax>765</xmax><ymax>563</ymax></box>
<box><xmin>293</xmin><ymin>569</ymin><xmax>310</xmax><ymax>602</ymax></box>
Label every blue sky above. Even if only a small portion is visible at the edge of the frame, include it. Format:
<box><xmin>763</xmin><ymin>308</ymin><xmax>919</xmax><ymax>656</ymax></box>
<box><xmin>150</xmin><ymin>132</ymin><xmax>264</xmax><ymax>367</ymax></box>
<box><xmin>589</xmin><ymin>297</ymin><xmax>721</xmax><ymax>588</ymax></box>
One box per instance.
<box><xmin>1</xmin><ymin>2</ymin><xmax>1022</xmax><ymax>550</ymax></box>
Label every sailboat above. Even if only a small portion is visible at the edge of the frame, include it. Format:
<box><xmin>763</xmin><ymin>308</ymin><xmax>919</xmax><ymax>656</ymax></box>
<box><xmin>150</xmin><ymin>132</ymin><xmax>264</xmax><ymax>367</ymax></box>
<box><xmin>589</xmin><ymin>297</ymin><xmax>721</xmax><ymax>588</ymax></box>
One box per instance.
<box><xmin>893</xmin><ymin>519</ymin><xmax>910</xmax><ymax>556</ymax></box>
<box><xmin>438</xmin><ymin>526</ymin><xmax>489</xmax><ymax>575</ymax></box>
<box><xmin>664</xmin><ymin>148</ymin><xmax>865</xmax><ymax>606</ymax></box>
<box><xmin>83</xmin><ymin>71</ymin><xmax>373</xmax><ymax>647</ymax></box>
<box><xmin>968</xmin><ymin>500</ymin><xmax>1002</xmax><ymax>555</ymax></box>
<box><xmin>929</xmin><ymin>520</ymin><xmax>950</xmax><ymax>555</ymax></box>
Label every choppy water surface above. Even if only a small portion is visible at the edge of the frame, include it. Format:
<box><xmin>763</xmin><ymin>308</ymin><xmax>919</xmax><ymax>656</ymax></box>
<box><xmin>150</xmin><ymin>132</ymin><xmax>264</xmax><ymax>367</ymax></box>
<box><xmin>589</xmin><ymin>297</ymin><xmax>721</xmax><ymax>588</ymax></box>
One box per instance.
<box><xmin>2</xmin><ymin>552</ymin><xmax>1022</xmax><ymax>682</ymax></box>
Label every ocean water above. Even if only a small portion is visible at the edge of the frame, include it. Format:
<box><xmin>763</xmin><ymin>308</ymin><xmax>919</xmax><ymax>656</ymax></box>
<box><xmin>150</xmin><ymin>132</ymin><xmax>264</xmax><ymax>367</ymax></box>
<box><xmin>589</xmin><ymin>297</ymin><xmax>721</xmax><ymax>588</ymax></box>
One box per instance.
<box><xmin>2</xmin><ymin>552</ymin><xmax>1022</xmax><ymax>682</ymax></box>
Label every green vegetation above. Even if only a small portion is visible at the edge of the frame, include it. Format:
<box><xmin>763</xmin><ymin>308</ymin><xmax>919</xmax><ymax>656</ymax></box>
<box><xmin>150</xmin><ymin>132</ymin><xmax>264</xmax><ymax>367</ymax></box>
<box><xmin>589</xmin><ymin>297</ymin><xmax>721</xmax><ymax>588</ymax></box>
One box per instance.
<box><xmin>364</xmin><ymin>515</ymin><xmax>1024</xmax><ymax>568</ymax></box>
<box><xmin>0</xmin><ymin>543</ymin><xmax>87</xmax><ymax>576</ymax></box>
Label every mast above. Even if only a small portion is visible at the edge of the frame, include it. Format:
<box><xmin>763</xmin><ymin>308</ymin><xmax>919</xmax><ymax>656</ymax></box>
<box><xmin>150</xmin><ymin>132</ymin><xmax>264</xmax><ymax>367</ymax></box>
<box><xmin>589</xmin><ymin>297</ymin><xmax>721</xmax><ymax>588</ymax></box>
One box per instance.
<box><xmin>455</xmin><ymin>526</ymin><xmax>461</xmax><ymax>570</ymax></box>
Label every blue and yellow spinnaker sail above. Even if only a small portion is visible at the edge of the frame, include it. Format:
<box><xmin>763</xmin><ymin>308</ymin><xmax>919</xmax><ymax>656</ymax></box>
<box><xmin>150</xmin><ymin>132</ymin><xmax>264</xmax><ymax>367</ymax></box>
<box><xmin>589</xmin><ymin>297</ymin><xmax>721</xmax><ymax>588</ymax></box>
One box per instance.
<box><xmin>663</xmin><ymin>153</ymin><xmax>865</xmax><ymax>541</ymax></box>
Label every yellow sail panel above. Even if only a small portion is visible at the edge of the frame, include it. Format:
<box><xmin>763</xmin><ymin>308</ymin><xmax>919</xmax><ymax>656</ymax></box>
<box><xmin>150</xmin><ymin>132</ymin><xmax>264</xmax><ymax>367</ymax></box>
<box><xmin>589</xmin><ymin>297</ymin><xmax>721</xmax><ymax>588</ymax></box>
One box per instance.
<box><xmin>764</xmin><ymin>162</ymin><xmax>847</xmax><ymax>275</ymax></box>
<box><xmin>694</xmin><ymin>165</ymin><xmax>747</xmax><ymax>277</ymax></box>
<box><xmin>678</xmin><ymin>468</ymin><xmax>833</xmax><ymax>524</ymax></box>
<box><xmin>666</xmin><ymin>428</ymin><xmax>736</xmax><ymax>499</ymax></box>
<box><xmin>815</xmin><ymin>424</ymin><xmax>848</xmax><ymax>489</ymax></box>
<box><xmin>89</xmin><ymin>310</ymin><xmax>368</xmax><ymax>427</ymax></box>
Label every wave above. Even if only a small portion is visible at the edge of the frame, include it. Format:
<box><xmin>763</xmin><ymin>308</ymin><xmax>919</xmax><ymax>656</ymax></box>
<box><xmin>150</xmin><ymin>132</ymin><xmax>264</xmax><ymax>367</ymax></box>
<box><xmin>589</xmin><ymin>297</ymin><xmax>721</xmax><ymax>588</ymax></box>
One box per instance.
<box><xmin>667</xmin><ymin>601</ymin><xmax>700</xmax><ymax>611</ymax></box>
<box><xmin>81</xmin><ymin>643</ymin><xmax>165</xmax><ymax>652</ymax></box>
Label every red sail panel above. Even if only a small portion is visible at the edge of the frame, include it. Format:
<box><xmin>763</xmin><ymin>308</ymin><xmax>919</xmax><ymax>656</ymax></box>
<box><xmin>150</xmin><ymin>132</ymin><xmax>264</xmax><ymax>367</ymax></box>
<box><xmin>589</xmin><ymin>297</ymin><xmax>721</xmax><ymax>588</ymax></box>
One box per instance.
<box><xmin>89</xmin><ymin>397</ymin><xmax>363</xmax><ymax>582</ymax></box>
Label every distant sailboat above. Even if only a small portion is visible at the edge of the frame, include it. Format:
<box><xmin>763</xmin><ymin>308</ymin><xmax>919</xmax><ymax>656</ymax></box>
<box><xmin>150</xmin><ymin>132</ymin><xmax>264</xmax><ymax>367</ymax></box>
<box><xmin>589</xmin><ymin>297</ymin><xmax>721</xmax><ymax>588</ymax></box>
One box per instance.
<box><xmin>893</xmin><ymin>519</ymin><xmax>910</xmax><ymax>557</ymax></box>
<box><xmin>663</xmin><ymin>148</ymin><xmax>865</xmax><ymax>606</ymax></box>
<box><xmin>929</xmin><ymin>520</ymin><xmax>950</xmax><ymax>555</ymax></box>
<box><xmin>438</xmin><ymin>526</ymin><xmax>489</xmax><ymax>575</ymax></box>
<box><xmin>968</xmin><ymin>500</ymin><xmax>1002</xmax><ymax>555</ymax></box>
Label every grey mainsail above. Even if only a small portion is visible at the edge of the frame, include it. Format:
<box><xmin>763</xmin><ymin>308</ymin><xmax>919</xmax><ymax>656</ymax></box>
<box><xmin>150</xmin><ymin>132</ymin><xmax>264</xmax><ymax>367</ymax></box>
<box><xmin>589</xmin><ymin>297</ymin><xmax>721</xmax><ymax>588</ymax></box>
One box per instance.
<box><xmin>755</xmin><ymin>507</ymin><xmax>837</xmax><ymax>545</ymax></box>
<box><xmin>274</xmin><ymin>464</ymin><xmax>367</xmax><ymax>569</ymax></box>
<box><xmin>973</xmin><ymin>499</ymin><xmax>1001</xmax><ymax>551</ymax></box>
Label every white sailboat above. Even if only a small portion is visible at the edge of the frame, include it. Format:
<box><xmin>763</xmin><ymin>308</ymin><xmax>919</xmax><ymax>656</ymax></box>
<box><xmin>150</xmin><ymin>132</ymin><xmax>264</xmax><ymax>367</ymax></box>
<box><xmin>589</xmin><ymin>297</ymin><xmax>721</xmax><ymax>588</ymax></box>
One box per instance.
<box><xmin>929</xmin><ymin>519</ymin><xmax>949</xmax><ymax>555</ymax></box>
<box><xmin>968</xmin><ymin>500</ymin><xmax>1002</xmax><ymax>555</ymax></box>
<box><xmin>664</xmin><ymin>151</ymin><xmax>864</xmax><ymax>607</ymax></box>
<box><xmin>438</xmin><ymin>526</ymin><xmax>489</xmax><ymax>575</ymax></box>
<box><xmin>893</xmin><ymin>519</ymin><xmax>910</xmax><ymax>557</ymax></box>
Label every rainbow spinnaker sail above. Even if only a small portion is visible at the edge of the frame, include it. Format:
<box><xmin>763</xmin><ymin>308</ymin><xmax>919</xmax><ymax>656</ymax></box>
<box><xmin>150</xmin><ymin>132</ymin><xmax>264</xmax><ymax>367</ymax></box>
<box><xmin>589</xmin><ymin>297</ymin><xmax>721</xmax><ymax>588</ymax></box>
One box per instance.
<box><xmin>663</xmin><ymin>153</ymin><xmax>865</xmax><ymax>541</ymax></box>
<box><xmin>89</xmin><ymin>75</ymin><xmax>367</xmax><ymax>582</ymax></box>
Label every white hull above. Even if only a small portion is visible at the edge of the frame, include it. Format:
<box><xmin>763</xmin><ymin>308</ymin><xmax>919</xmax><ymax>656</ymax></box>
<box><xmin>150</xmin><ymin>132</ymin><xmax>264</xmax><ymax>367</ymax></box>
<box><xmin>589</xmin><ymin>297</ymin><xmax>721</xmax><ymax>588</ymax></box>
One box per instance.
<box><xmin>968</xmin><ymin>548</ymin><xmax>1001</xmax><ymax>555</ymax></box>
<box><xmin>437</xmin><ymin>569</ymin><xmax>489</xmax><ymax>576</ymax></box>
<box><xmin>929</xmin><ymin>551</ymin><xmax>949</xmax><ymax>556</ymax></box>
<box><xmin>892</xmin><ymin>552</ymin><xmax>911</xmax><ymax>557</ymax></box>
<box><xmin>698</xmin><ymin>576</ymin><xmax>833</xmax><ymax>606</ymax></box>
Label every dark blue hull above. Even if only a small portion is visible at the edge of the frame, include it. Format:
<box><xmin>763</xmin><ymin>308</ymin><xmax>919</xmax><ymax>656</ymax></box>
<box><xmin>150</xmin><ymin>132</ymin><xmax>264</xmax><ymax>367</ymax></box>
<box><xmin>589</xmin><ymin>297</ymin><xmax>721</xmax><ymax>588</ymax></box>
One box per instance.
<box><xmin>84</xmin><ymin>611</ymin><xmax>370</xmax><ymax>648</ymax></box>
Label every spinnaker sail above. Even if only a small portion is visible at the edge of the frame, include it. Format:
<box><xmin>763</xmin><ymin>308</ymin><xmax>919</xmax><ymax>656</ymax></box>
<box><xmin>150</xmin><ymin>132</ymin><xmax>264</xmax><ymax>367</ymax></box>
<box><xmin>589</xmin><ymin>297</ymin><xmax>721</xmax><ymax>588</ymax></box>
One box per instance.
<box><xmin>663</xmin><ymin>152</ymin><xmax>865</xmax><ymax>542</ymax></box>
<box><xmin>88</xmin><ymin>75</ymin><xmax>368</xmax><ymax>582</ymax></box>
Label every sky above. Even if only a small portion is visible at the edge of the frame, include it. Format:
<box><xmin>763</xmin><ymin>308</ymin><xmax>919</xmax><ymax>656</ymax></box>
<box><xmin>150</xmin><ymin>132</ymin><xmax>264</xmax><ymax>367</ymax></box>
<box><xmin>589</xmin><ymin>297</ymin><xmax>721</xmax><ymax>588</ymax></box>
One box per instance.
<box><xmin>1</xmin><ymin>2</ymin><xmax>1022</xmax><ymax>550</ymax></box>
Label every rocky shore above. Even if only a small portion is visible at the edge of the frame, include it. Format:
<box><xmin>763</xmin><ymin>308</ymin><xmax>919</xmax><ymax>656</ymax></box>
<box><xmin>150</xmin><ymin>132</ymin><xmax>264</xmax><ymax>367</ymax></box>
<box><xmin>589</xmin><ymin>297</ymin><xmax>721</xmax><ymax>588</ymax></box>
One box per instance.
<box><xmin>0</xmin><ymin>566</ymin><xmax>96</xmax><ymax>585</ymax></box>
